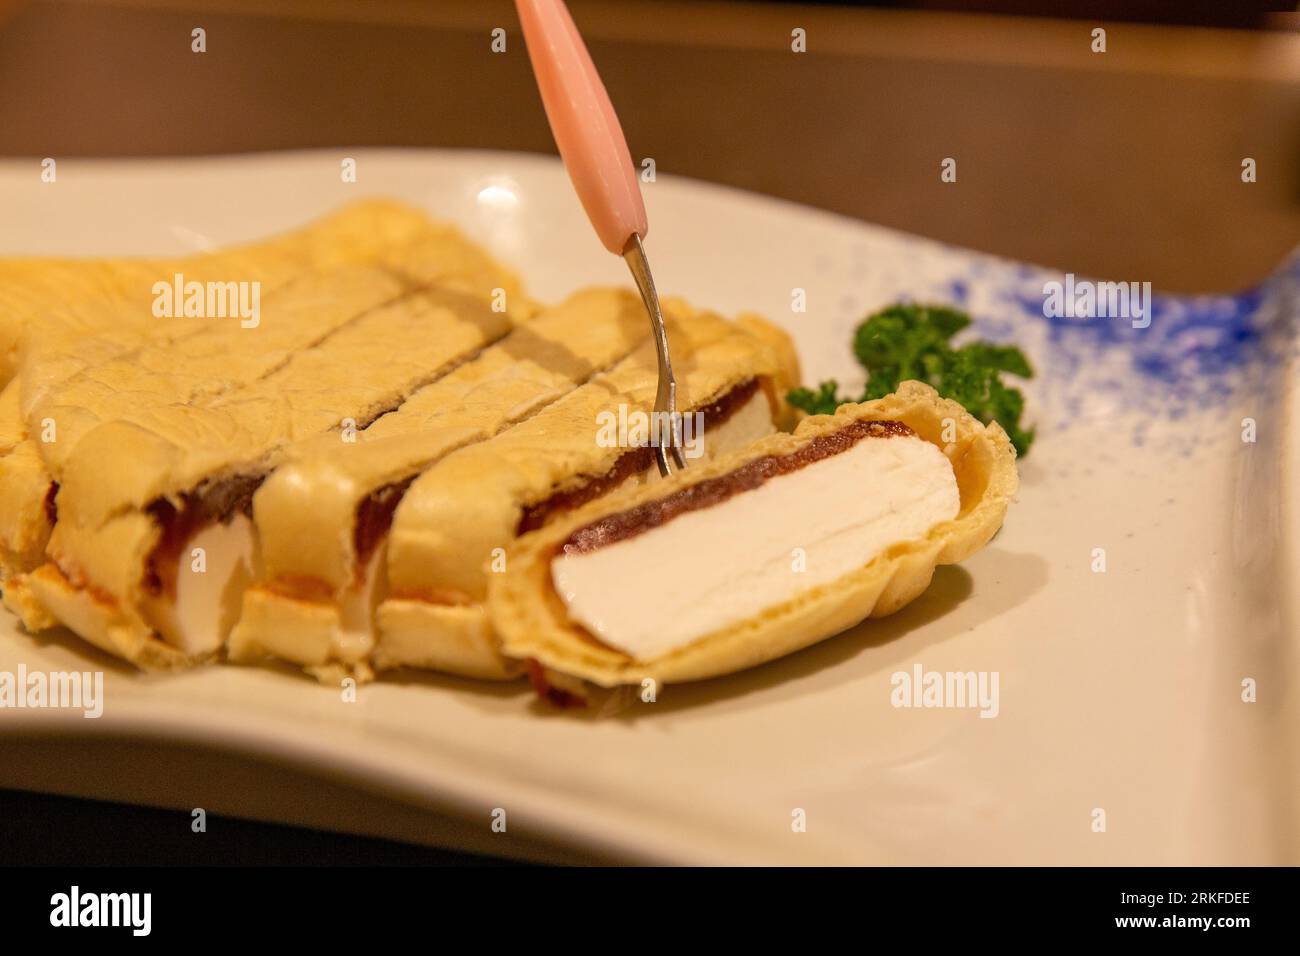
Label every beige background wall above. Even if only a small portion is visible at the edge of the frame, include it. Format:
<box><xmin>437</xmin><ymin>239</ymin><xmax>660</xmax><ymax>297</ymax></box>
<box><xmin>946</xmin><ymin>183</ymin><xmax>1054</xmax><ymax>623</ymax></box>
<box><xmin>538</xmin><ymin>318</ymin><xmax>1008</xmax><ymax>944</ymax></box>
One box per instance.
<box><xmin>1</xmin><ymin>0</ymin><xmax>1297</xmax><ymax>293</ymax></box>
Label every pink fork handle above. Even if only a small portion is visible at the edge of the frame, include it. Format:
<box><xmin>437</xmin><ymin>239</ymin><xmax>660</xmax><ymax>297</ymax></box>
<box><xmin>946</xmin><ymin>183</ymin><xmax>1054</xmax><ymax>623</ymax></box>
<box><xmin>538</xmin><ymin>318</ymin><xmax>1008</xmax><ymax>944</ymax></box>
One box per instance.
<box><xmin>516</xmin><ymin>0</ymin><xmax>648</xmax><ymax>255</ymax></box>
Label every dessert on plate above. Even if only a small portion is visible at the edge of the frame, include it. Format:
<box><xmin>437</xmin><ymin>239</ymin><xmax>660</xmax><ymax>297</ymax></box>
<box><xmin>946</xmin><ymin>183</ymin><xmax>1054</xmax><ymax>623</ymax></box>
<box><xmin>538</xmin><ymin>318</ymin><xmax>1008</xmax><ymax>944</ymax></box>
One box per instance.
<box><xmin>492</xmin><ymin>381</ymin><xmax>1017</xmax><ymax>703</ymax></box>
<box><xmin>0</xmin><ymin>201</ymin><xmax>1017</xmax><ymax>706</ymax></box>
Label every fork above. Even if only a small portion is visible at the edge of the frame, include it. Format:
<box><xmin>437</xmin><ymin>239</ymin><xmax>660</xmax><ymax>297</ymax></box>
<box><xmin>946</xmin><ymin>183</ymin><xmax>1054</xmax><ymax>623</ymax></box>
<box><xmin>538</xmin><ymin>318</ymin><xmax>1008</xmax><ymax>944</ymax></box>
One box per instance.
<box><xmin>515</xmin><ymin>0</ymin><xmax>687</xmax><ymax>476</ymax></box>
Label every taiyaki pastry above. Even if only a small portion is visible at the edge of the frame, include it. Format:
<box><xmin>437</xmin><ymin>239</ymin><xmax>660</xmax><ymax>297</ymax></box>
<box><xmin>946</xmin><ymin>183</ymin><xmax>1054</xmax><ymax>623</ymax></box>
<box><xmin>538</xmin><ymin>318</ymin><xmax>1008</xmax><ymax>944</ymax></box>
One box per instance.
<box><xmin>371</xmin><ymin>307</ymin><xmax>799</xmax><ymax>680</ymax></box>
<box><xmin>226</xmin><ymin>287</ymin><xmax>652</xmax><ymax>680</ymax></box>
<box><xmin>4</xmin><ymin>203</ymin><xmax>531</xmax><ymax>668</ymax></box>
<box><xmin>489</xmin><ymin>382</ymin><xmax>1017</xmax><ymax>702</ymax></box>
<box><xmin>25</xmin><ymin>285</ymin><xmax>516</xmax><ymax>669</ymax></box>
<box><xmin>0</xmin><ymin>199</ymin><xmax>1020</xmax><ymax>714</ymax></box>
<box><xmin>0</xmin><ymin>199</ymin><xmax>530</xmax><ymax>620</ymax></box>
<box><xmin>0</xmin><ymin>198</ymin><xmax>459</xmax><ymax>390</ymax></box>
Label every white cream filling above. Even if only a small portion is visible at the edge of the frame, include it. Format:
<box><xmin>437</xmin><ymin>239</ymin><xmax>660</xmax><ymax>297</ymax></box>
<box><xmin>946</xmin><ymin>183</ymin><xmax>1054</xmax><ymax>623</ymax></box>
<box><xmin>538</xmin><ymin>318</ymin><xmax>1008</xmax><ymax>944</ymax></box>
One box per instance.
<box><xmin>345</xmin><ymin>388</ymin><xmax>775</xmax><ymax>664</ymax></box>
<box><xmin>336</xmin><ymin>544</ymin><xmax>386</xmax><ymax>662</ymax></box>
<box><xmin>700</xmin><ymin>389</ymin><xmax>775</xmax><ymax>461</ymax></box>
<box><xmin>364</xmin><ymin>390</ymin><xmax>776</xmax><ymax>669</ymax></box>
<box><xmin>369</xmin><ymin>388</ymin><xmax>774</xmax><ymax>607</ymax></box>
<box><xmin>617</xmin><ymin>390</ymin><xmax>776</xmax><ymax>492</ymax></box>
<box><xmin>551</xmin><ymin>432</ymin><xmax>960</xmax><ymax>661</ymax></box>
<box><xmin>154</xmin><ymin>515</ymin><xmax>257</xmax><ymax>656</ymax></box>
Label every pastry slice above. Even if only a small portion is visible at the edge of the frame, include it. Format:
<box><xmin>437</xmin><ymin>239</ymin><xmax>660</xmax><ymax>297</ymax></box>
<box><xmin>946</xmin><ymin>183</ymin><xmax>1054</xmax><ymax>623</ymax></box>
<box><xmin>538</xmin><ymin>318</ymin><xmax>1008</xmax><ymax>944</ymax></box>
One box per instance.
<box><xmin>0</xmin><ymin>272</ymin><xmax>474</xmax><ymax>622</ymax></box>
<box><xmin>0</xmin><ymin>441</ymin><xmax>59</xmax><ymax>628</ymax></box>
<box><xmin>1</xmin><ymin>199</ymin><xmax>437</xmax><ymax>584</ymax></box>
<box><xmin>0</xmin><ymin>198</ymin><xmax>424</xmax><ymax>387</ymax></box>
<box><xmin>0</xmin><ymin>202</ymin><xmax>529</xmax><ymax>617</ymax></box>
<box><xmin>489</xmin><ymin>381</ymin><xmax>1018</xmax><ymax>701</ymax></box>
<box><xmin>9</xmin><ymin>202</ymin><xmax>528</xmax><ymax>481</ymax></box>
<box><xmin>0</xmin><ymin>379</ymin><xmax>22</xmax><ymax>456</ymax></box>
<box><xmin>23</xmin><ymin>285</ymin><xmax>514</xmax><ymax>669</ymax></box>
<box><xmin>29</xmin><ymin>265</ymin><xmax>410</xmax><ymax>477</ymax></box>
<box><xmin>0</xmin><ymin>380</ymin><xmax>41</xmax><ymax>584</ymax></box>
<box><xmin>0</xmin><ymin>382</ymin><xmax>47</xmax><ymax>599</ymax></box>
<box><xmin>373</xmin><ymin>305</ymin><xmax>800</xmax><ymax>679</ymax></box>
<box><xmin>0</xmin><ymin>198</ymin><xmax>481</xmax><ymax>399</ymax></box>
<box><xmin>227</xmin><ymin>287</ymin><xmax>651</xmax><ymax>680</ymax></box>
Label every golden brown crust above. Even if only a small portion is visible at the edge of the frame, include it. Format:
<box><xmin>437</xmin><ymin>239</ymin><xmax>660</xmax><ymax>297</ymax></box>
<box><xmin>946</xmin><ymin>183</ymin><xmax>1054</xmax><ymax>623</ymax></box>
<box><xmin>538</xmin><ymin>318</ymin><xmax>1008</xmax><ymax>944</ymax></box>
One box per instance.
<box><xmin>0</xmin><ymin>200</ymin><xmax>532</xmax><ymax>662</ymax></box>
<box><xmin>489</xmin><ymin>381</ymin><xmax>1019</xmax><ymax>688</ymax></box>
<box><xmin>383</xmin><ymin>307</ymin><xmax>794</xmax><ymax>605</ymax></box>
<box><xmin>1</xmin><ymin>573</ymin><xmax>58</xmax><ymax>632</ymax></box>
<box><xmin>373</xmin><ymin>599</ymin><xmax>525</xmax><ymax>680</ymax></box>
<box><xmin>372</xmin><ymin>310</ymin><xmax>795</xmax><ymax>676</ymax></box>
<box><xmin>250</xmin><ymin>288</ymin><xmax>650</xmax><ymax>595</ymax></box>
<box><xmin>25</xmin><ymin>563</ymin><xmax>192</xmax><ymax>670</ymax></box>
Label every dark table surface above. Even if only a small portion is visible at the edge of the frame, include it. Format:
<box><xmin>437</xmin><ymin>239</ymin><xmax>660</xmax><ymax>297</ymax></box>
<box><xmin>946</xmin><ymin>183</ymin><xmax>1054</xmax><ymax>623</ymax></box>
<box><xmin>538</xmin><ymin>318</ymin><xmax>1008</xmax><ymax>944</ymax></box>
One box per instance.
<box><xmin>0</xmin><ymin>789</ymin><xmax>513</xmax><ymax>866</ymax></box>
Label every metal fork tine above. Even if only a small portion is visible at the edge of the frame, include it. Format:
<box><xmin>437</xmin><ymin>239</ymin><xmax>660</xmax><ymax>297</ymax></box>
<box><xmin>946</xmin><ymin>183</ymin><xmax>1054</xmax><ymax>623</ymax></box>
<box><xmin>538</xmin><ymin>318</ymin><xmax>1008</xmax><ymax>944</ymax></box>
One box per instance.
<box><xmin>622</xmin><ymin>234</ymin><xmax>684</xmax><ymax>478</ymax></box>
<box><xmin>655</xmin><ymin>444</ymin><xmax>674</xmax><ymax>478</ymax></box>
<box><xmin>670</xmin><ymin>441</ymin><xmax>689</xmax><ymax>472</ymax></box>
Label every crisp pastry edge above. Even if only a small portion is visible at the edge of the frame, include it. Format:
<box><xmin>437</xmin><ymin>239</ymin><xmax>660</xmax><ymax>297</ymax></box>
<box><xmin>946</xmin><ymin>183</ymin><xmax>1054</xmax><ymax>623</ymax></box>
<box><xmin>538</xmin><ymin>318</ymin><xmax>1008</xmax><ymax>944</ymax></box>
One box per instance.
<box><xmin>489</xmin><ymin>380</ymin><xmax>1020</xmax><ymax>688</ymax></box>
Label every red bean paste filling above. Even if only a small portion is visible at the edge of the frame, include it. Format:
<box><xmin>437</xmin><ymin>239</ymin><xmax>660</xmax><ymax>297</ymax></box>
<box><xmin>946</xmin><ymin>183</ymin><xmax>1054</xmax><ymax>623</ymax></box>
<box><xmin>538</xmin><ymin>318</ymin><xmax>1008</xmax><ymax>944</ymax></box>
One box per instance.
<box><xmin>138</xmin><ymin>388</ymin><xmax>440</xmax><ymax>599</ymax></box>
<box><xmin>43</xmin><ymin>482</ymin><xmax>59</xmax><ymax>527</ymax></box>
<box><xmin>353</xmin><ymin>476</ymin><xmax>416</xmax><ymax>580</ymax></box>
<box><xmin>138</xmin><ymin>380</ymin><xmax>766</xmax><ymax>600</ymax></box>
<box><xmin>517</xmin><ymin>378</ymin><xmax>762</xmax><ymax>536</ymax></box>
<box><xmin>561</xmin><ymin>419</ymin><xmax>915</xmax><ymax>555</ymax></box>
<box><xmin>143</xmin><ymin>474</ymin><xmax>264</xmax><ymax>599</ymax></box>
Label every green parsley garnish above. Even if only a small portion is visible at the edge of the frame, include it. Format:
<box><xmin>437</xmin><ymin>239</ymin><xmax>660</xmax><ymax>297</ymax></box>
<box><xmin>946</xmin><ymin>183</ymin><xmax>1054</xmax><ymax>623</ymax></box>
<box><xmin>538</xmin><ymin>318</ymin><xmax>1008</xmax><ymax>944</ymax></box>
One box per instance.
<box><xmin>787</xmin><ymin>303</ymin><xmax>1035</xmax><ymax>456</ymax></box>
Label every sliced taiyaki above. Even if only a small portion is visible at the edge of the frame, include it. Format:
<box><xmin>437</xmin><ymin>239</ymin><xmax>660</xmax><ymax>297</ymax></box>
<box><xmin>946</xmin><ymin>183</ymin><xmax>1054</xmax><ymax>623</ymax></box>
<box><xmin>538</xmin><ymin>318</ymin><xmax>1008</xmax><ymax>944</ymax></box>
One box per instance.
<box><xmin>24</xmin><ymin>282</ymin><xmax>515</xmax><ymax>669</ymax></box>
<box><xmin>0</xmin><ymin>201</ymin><xmax>529</xmax><ymax>625</ymax></box>
<box><xmin>488</xmin><ymin>382</ymin><xmax>1018</xmax><ymax>702</ymax></box>
<box><xmin>373</xmin><ymin>305</ymin><xmax>799</xmax><ymax>680</ymax></box>
<box><xmin>0</xmin><ymin>266</ymin><xmax>409</xmax><ymax>623</ymax></box>
<box><xmin>1</xmin><ymin>199</ymin><xmax>442</xmax><ymax>589</ymax></box>
<box><xmin>227</xmin><ymin>288</ymin><xmax>652</xmax><ymax>680</ymax></box>
<box><xmin>0</xmin><ymin>198</ymin><xmax>486</xmax><ymax>395</ymax></box>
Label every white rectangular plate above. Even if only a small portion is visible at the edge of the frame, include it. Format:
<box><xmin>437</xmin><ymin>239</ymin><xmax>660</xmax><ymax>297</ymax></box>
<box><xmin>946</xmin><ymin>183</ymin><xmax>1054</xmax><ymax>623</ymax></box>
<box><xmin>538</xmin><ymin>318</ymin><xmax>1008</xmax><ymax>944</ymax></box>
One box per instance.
<box><xmin>1</xmin><ymin>149</ymin><xmax>1296</xmax><ymax>864</ymax></box>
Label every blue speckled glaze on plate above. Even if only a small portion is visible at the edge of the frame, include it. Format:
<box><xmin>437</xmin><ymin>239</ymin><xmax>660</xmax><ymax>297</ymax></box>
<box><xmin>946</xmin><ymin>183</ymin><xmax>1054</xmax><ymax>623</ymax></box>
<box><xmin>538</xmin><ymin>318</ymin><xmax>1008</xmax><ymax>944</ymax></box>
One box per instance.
<box><xmin>721</xmin><ymin>195</ymin><xmax>1298</xmax><ymax>451</ymax></box>
<box><xmin>865</xmin><ymin>243</ymin><xmax>1299</xmax><ymax>443</ymax></box>
<box><xmin>1000</xmin><ymin>257</ymin><xmax>1295</xmax><ymax>424</ymax></box>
